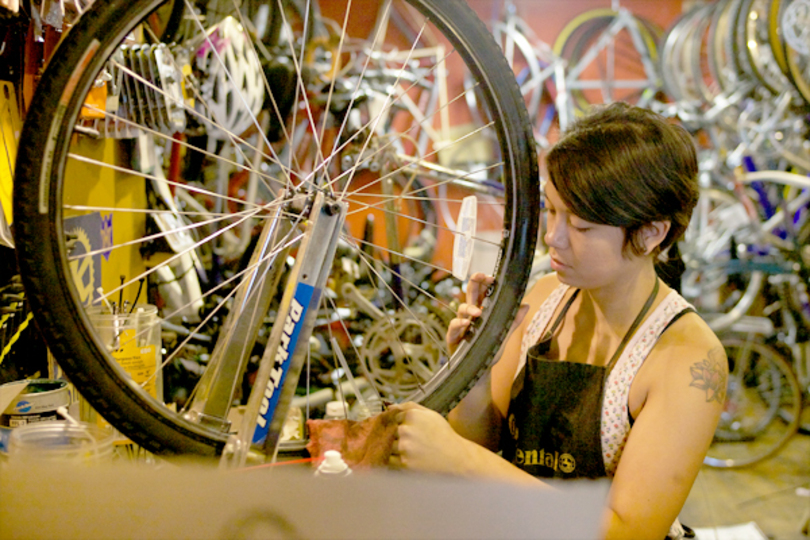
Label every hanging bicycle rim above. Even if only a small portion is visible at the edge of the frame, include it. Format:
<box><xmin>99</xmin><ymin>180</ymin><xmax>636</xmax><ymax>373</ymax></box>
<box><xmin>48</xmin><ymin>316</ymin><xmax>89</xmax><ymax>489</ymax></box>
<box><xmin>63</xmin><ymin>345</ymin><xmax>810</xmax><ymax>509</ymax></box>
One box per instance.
<box><xmin>704</xmin><ymin>335</ymin><xmax>801</xmax><ymax>468</ymax></box>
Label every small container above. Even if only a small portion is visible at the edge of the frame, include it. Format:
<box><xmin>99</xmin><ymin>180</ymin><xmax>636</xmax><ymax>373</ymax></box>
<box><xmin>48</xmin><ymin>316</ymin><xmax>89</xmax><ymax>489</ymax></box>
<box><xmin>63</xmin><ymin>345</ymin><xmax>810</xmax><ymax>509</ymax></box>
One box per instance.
<box><xmin>315</xmin><ymin>449</ymin><xmax>351</xmax><ymax>477</ymax></box>
<box><xmin>0</xmin><ymin>379</ymin><xmax>70</xmax><ymax>427</ymax></box>
<box><xmin>323</xmin><ymin>400</ymin><xmax>349</xmax><ymax>420</ymax></box>
<box><xmin>86</xmin><ymin>304</ymin><xmax>163</xmax><ymax>399</ymax></box>
<box><xmin>7</xmin><ymin>421</ymin><xmax>115</xmax><ymax>464</ymax></box>
<box><xmin>354</xmin><ymin>398</ymin><xmax>383</xmax><ymax>421</ymax></box>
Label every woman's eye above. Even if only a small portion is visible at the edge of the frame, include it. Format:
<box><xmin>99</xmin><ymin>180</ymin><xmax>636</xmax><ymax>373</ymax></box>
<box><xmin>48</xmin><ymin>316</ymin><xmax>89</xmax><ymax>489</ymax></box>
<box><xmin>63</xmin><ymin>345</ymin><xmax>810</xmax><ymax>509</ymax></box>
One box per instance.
<box><xmin>569</xmin><ymin>220</ymin><xmax>591</xmax><ymax>232</ymax></box>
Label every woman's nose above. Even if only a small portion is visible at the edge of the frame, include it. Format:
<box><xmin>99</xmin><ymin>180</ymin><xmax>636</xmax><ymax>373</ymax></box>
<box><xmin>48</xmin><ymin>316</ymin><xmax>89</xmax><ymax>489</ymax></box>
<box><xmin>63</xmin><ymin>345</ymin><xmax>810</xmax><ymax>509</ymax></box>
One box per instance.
<box><xmin>544</xmin><ymin>216</ymin><xmax>566</xmax><ymax>249</ymax></box>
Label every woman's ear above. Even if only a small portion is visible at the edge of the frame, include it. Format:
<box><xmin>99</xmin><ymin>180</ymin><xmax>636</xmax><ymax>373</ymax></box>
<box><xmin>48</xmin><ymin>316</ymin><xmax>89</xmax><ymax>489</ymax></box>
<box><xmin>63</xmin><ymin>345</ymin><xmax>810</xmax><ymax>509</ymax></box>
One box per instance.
<box><xmin>643</xmin><ymin>220</ymin><xmax>671</xmax><ymax>254</ymax></box>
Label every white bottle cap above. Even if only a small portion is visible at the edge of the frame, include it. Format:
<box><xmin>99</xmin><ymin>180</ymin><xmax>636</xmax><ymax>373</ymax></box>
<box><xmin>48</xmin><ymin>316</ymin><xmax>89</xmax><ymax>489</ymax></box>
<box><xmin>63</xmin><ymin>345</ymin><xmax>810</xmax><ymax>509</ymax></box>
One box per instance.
<box><xmin>325</xmin><ymin>400</ymin><xmax>348</xmax><ymax>419</ymax></box>
<box><xmin>317</xmin><ymin>450</ymin><xmax>351</xmax><ymax>475</ymax></box>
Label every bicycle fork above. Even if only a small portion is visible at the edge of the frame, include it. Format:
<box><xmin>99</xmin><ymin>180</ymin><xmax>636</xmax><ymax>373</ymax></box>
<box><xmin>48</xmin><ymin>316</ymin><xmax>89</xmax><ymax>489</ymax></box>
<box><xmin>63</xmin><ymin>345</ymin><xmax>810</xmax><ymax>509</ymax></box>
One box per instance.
<box><xmin>220</xmin><ymin>191</ymin><xmax>348</xmax><ymax>468</ymax></box>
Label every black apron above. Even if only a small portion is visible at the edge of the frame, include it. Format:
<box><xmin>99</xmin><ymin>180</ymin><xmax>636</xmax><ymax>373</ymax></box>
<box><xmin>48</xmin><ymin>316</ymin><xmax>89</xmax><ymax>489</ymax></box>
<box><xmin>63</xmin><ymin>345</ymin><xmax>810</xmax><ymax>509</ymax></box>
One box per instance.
<box><xmin>502</xmin><ymin>279</ymin><xmax>660</xmax><ymax>479</ymax></box>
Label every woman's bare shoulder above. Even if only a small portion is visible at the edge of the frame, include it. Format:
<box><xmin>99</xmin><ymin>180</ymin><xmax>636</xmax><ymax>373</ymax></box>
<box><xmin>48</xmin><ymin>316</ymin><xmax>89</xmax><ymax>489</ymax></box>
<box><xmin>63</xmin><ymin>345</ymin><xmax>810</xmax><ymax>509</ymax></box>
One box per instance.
<box><xmin>655</xmin><ymin>310</ymin><xmax>723</xmax><ymax>357</ymax></box>
<box><xmin>646</xmin><ymin>310</ymin><xmax>727</xmax><ymax>398</ymax></box>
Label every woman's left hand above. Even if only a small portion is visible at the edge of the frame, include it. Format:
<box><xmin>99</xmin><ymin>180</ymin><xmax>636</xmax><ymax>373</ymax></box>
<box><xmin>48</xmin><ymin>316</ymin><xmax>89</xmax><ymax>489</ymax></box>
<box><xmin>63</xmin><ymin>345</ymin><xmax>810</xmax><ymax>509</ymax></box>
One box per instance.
<box><xmin>388</xmin><ymin>402</ymin><xmax>473</xmax><ymax>475</ymax></box>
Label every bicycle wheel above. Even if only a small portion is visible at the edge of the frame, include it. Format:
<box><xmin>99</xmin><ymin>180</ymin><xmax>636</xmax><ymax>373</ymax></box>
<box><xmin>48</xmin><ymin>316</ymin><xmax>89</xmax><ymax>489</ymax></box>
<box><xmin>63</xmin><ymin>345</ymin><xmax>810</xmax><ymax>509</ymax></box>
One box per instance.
<box><xmin>659</xmin><ymin>2</ymin><xmax>723</xmax><ymax>108</ymax></box>
<box><xmin>658</xmin><ymin>4</ymin><xmax>703</xmax><ymax>104</ymax></box>
<box><xmin>14</xmin><ymin>0</ymin><xmax>539</xmax><ymax>457</ymax></box>
<box><xmin>680</xmin><ymin>187</ymin><xmax>766</xmax><ymax>333</ymax></box>
<box><xmin>704</xmin><ymin>335</ymin><xmax>801</xmax><ymax>468</ymax></box>
<box><xmin>553</xmin><ymin>8</ymin><xmax>661</xmax><ymax>116</ymax></box>
<box><xmin>739</xmin><ymin>0</ymin><xmax>796</xmax><ymax>97</ymax></box>
<box><xmin>782</xmin><ymin>0</ymin><xmax>810</xmax><ymax>106</ymax></box>
<box><xmin>708</xmin><ymin>0</ymin><xmax>747</xmax><ymax>93</ymax></box>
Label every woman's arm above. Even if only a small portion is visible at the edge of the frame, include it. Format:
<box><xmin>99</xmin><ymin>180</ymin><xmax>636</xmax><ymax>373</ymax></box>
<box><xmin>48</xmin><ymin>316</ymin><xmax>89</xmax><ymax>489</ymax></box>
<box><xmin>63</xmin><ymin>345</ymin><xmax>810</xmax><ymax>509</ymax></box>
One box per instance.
<box><xmin>390</xmin><ymin>401</ymin><xmax>551</xmax><ymax>487</ymax></box>
<box><xmin>446</xmin><ymin>273</ymin><xmax>559</xmax><ymax>449</ymax></box>
<box><xmin>390</xmin><ymin>273</ymin><xmax>558</xmax><ymax>470</ymax></box>
<box><xmin>601</xmin><ymin>317</ymin><xmax>727</xmax><ymax>539</ymax></box>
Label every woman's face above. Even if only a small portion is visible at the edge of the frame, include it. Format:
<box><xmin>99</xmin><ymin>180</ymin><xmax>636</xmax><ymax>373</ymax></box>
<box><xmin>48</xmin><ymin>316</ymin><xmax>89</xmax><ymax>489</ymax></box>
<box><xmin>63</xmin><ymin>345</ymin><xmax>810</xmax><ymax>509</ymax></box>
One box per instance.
<box><xmin>543</xmin><ymin>181</ymin><xmax>636</xmax><ymax>289</ymax></box>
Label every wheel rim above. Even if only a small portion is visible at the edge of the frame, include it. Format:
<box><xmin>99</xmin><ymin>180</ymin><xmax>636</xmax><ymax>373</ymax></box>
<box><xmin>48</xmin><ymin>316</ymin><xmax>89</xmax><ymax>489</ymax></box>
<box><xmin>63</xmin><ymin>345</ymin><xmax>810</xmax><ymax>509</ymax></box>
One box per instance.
<box><xmin>704</xmin><ymin>336</ymin><xmax>801</xmax><ymax>468</ymax></box>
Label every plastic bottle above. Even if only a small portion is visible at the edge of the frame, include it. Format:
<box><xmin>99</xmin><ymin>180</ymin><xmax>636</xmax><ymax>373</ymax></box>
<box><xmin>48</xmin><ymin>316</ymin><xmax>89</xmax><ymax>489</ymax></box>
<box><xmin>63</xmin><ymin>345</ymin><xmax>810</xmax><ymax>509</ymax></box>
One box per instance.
<box><xmin>315</xmin><ymin>449</ymin><xmax>352</xmax><ymax>477</ymax></box>
<box><xmin>353</xmin><ymin>398</ymin><xmax>383</xmax><ymax>421</ymax></box>
<box><xmin>323</xmin><ymin>400</ymin><xmax>349</xmax><ymax>420</ymax></box>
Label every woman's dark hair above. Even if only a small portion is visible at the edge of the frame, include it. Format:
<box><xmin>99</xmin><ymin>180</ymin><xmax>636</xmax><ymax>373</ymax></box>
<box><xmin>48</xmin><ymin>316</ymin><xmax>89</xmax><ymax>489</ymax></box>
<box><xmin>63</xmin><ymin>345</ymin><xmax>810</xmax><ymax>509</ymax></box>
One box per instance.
<box><xmin>545</xmin><ymin>102</ymin><xmax>699</xmax><ymax>260</ymax></box>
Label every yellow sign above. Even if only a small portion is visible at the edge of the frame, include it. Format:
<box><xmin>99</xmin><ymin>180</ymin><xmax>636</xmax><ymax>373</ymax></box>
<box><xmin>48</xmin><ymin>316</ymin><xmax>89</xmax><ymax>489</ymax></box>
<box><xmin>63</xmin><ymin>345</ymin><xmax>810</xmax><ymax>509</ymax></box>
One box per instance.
<box><xmin>111</xmin><ymin>328</ymin><xmax>158</xmax><ymax>398</ymax></box>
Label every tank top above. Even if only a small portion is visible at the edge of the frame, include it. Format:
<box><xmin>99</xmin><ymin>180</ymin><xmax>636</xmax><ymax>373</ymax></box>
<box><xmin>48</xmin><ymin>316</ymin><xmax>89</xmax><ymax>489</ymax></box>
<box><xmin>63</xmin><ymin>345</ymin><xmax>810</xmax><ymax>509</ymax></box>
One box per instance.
<box><xmin>515</xmin><ymin>283</ymin><xmax>695</xmax><ymax>475</ymax></box>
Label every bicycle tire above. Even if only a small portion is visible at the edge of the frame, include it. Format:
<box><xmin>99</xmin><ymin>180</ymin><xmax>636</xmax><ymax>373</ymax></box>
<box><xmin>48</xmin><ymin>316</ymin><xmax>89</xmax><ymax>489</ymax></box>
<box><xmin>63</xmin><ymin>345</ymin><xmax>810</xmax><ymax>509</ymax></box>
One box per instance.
<box><xmin>739</xmin><ymin>0</ymin><xmax>795</xmax><ymax>96</ymax></box>
<box><xmin>14</xmin><ymin>0</ymin><xmax>539</xmax><ymax>456</ymax></box>
<box><xmin>487</xmin><ymin>12</ymin><xmax>554</xmax><ymax>144</ymax></box>
<box><xmin>659</xmin><ymin>4</ymin><xmax>710</xmax><ymax>104</ymax></box>
<box><xmin>553</xmin><ymin>8</ymin><xmax>660</xmax><ymax>113</ymax></box>
<box><xmin>708</xmin><ymin>0</ymin><xmax>743</xmax><ymax>93</ymax></box>
<box><xmin>704</xmin><ymin>335</ymin><xmax>801</xmax><ymax>468</ymax></box>
<box><xmin>686</xmin><ymin>2</ymin><xmax>723</xmax><ymax>107</ymax></box>
<box><xmin>768</xmin><ymin>0</ymin><xmax>792</xmax><ymax>80</ymax></box>
<box><xmin>729</xmin><ymin>0</ymin><xmax>758</xmax><ymax>87</ymax></box>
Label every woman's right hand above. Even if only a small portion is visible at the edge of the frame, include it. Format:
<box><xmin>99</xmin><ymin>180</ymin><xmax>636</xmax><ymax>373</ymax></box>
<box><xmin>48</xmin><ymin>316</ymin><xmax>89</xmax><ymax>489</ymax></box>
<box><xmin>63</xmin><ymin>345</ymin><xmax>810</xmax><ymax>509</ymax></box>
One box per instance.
<box><xmin>446</xmin><ymin>272</ymin><xmax>494</xmax><ymax>355</ymax></box>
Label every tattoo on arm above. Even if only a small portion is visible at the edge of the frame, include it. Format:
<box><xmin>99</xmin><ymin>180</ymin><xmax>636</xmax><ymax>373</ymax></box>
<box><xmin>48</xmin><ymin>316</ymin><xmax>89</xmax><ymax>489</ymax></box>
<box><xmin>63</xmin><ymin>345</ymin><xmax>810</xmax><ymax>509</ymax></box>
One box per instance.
<box><xmin>689</xmin><ymin>347</ymin><xmax>727</xmax><ymax>403</ymax></box>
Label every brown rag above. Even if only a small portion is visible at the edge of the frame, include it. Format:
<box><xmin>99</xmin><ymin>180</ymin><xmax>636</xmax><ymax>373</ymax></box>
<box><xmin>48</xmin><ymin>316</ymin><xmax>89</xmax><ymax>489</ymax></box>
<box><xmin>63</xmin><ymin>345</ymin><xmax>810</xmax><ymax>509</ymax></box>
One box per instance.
<box><xmin>306</xmin><ymin>408</ymin><xmax>399</xmax><ymax>468</ymax></box>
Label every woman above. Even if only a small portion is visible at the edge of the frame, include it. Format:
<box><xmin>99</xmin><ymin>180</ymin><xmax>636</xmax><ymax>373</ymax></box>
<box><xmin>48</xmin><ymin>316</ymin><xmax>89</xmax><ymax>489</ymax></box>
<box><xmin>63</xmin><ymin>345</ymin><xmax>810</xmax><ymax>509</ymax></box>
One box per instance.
<box><xmin>388</xmin><ymin>102</ymin><xmax>728</xmax><ymax>540</ymax></box>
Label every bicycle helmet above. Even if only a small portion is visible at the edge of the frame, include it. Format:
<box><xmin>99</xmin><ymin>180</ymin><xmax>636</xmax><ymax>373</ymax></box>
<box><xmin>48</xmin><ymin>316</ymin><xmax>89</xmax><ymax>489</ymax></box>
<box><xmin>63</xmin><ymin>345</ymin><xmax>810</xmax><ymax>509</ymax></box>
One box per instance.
<box><xmin>195</xmin><ymin>16</ymin><xmax>265</xmax><ymax>139</ymax></box>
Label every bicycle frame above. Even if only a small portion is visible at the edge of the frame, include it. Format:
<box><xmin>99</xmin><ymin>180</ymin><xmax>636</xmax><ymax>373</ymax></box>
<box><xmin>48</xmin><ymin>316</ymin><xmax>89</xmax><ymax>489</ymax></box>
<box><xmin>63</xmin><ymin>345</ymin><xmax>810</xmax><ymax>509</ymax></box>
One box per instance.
<box><xmin>556</xmin><ymin>8</ymin><xmax>659</xmax><ymax>122</ymax></box>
